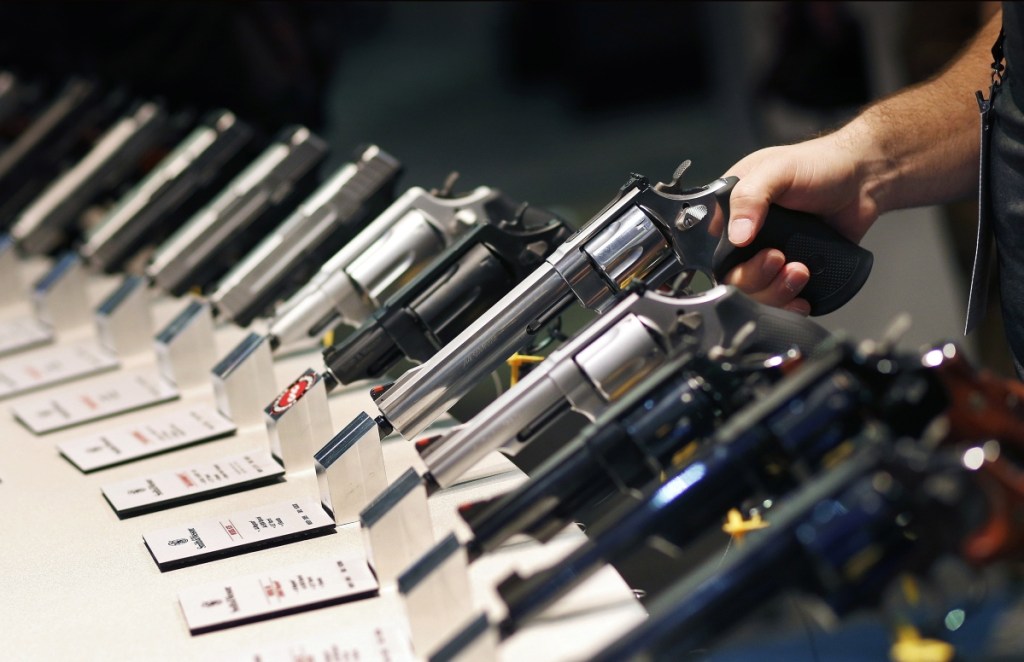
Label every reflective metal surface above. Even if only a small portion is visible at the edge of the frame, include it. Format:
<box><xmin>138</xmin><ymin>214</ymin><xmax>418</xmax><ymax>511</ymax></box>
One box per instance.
<box><xmin>376</xmin><ymin>262</ymin><xmax>575</xmax><ymax>437</ymax></box>
<box><xmin>267</xmin><ymin>185</ymin><xmax>500</xmax><ymax>348</ymax></box>
<box><xmin>147</xmin><ymin>126</ymin><xmax>326</xmax><ymax>294</ymax></box>
<box><xmin>12</xmin><ymin>101</ymin><xmax>169</xmax><ymax>254</ymax></box>
<box><xmin>210</xmin><ymin>145</ymin><xmax>401</xmax><ymax>324</ymax></box>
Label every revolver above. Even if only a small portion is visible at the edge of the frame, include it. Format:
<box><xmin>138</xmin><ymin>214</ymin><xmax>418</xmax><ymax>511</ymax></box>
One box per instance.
<box><xmin>459</xmin><ymin>341</ymin><xmax>801</xmax><ymax>561</ymax></box>
<box><xmin>208</xmin><ymin>144</ymin><xmax>402</xmax><ymax>326</ymax></box>
<box><xmin>416</xmin><ymin>285</ymin><xmax>830</xmax><ymax>492</ymax></box>
<box><xmin>11</xmin><ymin>99</ymin><xmax>180</xmax><ymax>255</ymax></box>
<box><xmin>596</xmin><ymin>352</ymin><xmax>1024</xmax><ymax>661</ymax></box>
<box><xmin>80</xmin><ymin>109</ymin><xmax>255</xmax><ymax>273</ymax></box>
<box><xmin>436</xmin><ymin>339</ymin><xmax>1024</xmax><ymax>660</ymax></box>
<box><xmin>320</xmin><ymin>200</ymin><xmax>571</xmax><ymax>386</ymax></box>
<box><xmin>489</xmin><ymin>339</ymin><xmax>948</xmax><ymax>639</ymax></box>
<box><xmin>590</xmin><ymin>439</ymin><xmax>986</xmax><ymax>661</ymax></box>
<box><xmin>361</xmin><ymin>164</ymin><xmax>873</xmax><ymax>444</ymax></box>
<box><xmin>266</xmin><ymin>177</ymin><xmax>551</xmax><ymax>350</ymax></box>
<box><xmin>146</xmin><ymin>125</ymin><xmax>328</xmax><ymax>295</ymax></box>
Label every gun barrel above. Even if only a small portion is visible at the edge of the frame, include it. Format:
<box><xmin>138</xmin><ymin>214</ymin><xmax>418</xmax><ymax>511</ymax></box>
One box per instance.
<box><xmin>465</xmin><ymin>360</ymin><xmax>725</xmax><ymax>558</ymax></box>
<box><xmin>497</xmin><ymin>353</ymin><xmax>869</xmax><ymax>633</ymax></box>
<box><xmin>80</xmin><ymin>110</ymin><xmax>253</xmax><ymax>272</ymax></box>
<box><xmin>209</xmin><ymin>145</ymin><xmax>401</xmax><ymax>325</ymax></box>
<box><xmin>11</xmin><ymin>100</ymin><xmax>169</xmax><ymax>254</ymax></box>
<box><xmin>375</xmin><ymin>262</ymin><xmax>576</xmax><ymax>438</ymax></box>
<box><xmin>324</xmin><ymin>240</ymin><xmax>517</xmax><ymax>384</ymax></box>
<box><xmin>266</xmin><ymin>185</ymin><xmax>498</xmax><ymax>349</ymax></box>
<box><xmin>146</xmin><ymin>125</ymin><xmax>327</xmax><ymax>295</ymax></box>
<box><xmin>589</xmin><ymin>447</ymin><xmax>884</xmax><ymax>661</ymax></box>
<box><xmin>420</xmin><ymin>300</ymin><xmax>667</xmax><ymax>488</ymax></box>
<box><xmin>0</xmin><ymin>79</ymin><xmax>117</xmax><ymax>229</ymax></box>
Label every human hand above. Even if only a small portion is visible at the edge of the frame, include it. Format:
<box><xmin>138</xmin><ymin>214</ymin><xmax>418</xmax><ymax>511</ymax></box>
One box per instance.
<box><xmin>722</xmin><ymin>133</ymin><xmax>880</xmax><ymax>314</ymax></box>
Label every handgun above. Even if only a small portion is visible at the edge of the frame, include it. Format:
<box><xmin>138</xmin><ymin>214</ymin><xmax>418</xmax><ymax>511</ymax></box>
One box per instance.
<box><xmin>459</xmin><ymin>343</ymin><xmax>799</xmax><ymax>561</ymax></box>
<box><xmin>10</xmin><ymin>100</ymin><xmax>181</xmax><ymax>255</ymax></box>
<box><xmin>320</xmin><ymin>200</ymin><xmax>571</xmax><ymax>386</ymax></box>
<box><xmin>79</xmin><ymin>109</ymin><xmax>255</xmax><ymax>273</ymax></box>
<box><xmin>435</xmin><ymin>340</ymin><xmax>1024</xmax><ymax>661</ymax></box>
<box><xmin>0</xmin><ymin>79</ymin><xmax>127</xmax><ymax>231</ymax></box>
<box><xmin>359</xmin><ymin>163</ymin><xmax>872</xmax><ymax>446</ymax></box>
<box><xmin>594</xmin><ymin>358</ymin><xmax>1024</xmax><ymax>659</ymax></box>
<box><xmin>490</xmin><ymin>339</ymin><xmax>947</xmax><ymax>638</ymax></box>
<box><xmin>589</xmin><ymin>440</ymin><xmax>985</xmax><ymax>661</ymax></box>
<box><xmin>266</xmin><ymin>178</ymin><xmax>550</xmax><ymax>350</ymax></box>
<box><xmin>208</xmin><ymin>144</ymin><xmax>402</xmax><ymax>326</ymax></box>
<box><xmin>415</xmin><ymin>285</ymin><xmax>830</xmax><ymax>493</ymax></box>
<box><xmin>146</xmin><ymin>125</ymin><xmax>327</xmax><ymax>296</ymax></box>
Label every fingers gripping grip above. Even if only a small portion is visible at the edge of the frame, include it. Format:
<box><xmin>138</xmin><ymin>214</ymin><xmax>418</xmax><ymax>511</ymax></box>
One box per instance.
<box><xmin>711</xmin><ymin>177</ymin><xmax>873</xmax><ymax>316</ymax></box>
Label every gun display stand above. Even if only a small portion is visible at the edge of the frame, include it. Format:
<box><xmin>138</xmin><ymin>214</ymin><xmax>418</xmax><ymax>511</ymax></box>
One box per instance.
<box><xmin>0</xmin><ymin>270</ymin><xmax>153</xmax><ymax>402</ymax></box>
<box><xmin>93</xmin><ymin>275</ymin><xmax>155</xmax><ymax>359</ymax></box>
<box><xmin>265</xmin><ymin>368</ymin><xmax>332</xmax><ymax>481</ymax></box>
<box><xmin>428</xmin><ymin>613</ymin><xmax>498</xmax><ymax>662</ymax></box>
<box><xmin>32</xmin><ymin>252</ymin><xmax>94</xmax><ymax>331</ymax></box>
<box><xmin>0</xmin><ymin>251</ymin><xmax>90</xmax><ymax>357</ymax></box>
<box><xmin>152</xmin><ymin>298</ymin><xmax>217</xmax><ymax>393</ymax></box>
<box><xmin>141</xmin><ymin>367</ymin><xmax>338</xmax><ymax>570</ymax></box>
<box><xmin>314</xmin><ymin>411</ymin><xmax>388</xmax><ymax>526</ymax></box>
<box><xmin>0</xmin><ymin>234</ymin><xmax>24</xmax><ymax>310</ymax></box>
<box><xmin>10</xmin><ymin>295</ymin><xmax>207</xmax><ymax>434</ymax></box>
<box><xmin>360</xmin><ymin>467</ymin><xmax>433</xmax><ymax>586</ymax></box>
<box><xmin>0</xmin><ymin>259</ymin><xmax>644</xmax><ymax>662</ymax></box>
<box><xmin>96</xmin><ymin>333</ymin><xmax>287</xmax><ymax>516</ymax></box>
<box><xmin>399</xmin><ymin>533</ymin><xmax>475</xmax><ymax>658</ymax></box>
<box><xmin>1</xmin><ymin>324</ymin><xmax>645</xmax><ymax>660</ymax></box>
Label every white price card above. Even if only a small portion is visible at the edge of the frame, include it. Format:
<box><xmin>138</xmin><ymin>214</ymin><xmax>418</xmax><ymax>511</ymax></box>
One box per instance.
<box><xmin>178</xmin><ymin>554</ymin><xmax>379</xmax><ymax>633</ymax></box>
<box><xmin>12</xmin><ymin>368</ymin><xmax>179</xmax><ymax>434</ymax></box>
<box><xmin>59</xmin><ymin>403</ymin><xmax>237</xmax><ymax>472</ymax></box>
<box><xmin>0</xmin><ymin>316</ymin><xmax>53</xmax><ymax>357</ymax></box>
<box><xmin>144</xmin><ymin>499</ymin><xmax>335</xmax><ymax>569</ymax></box>
<box><xmin>0</xmin><ymin>341</ymin><xmax>118</xmax><ymax>399</ymax></box>
<box><xmin>102</xmin><ymin>451</ymin><xmax>284</xmax><ymax>517</ymax></box>
<box><xmin>230</xmin><ymin>624</ymin><xmax>414</xmax><ymax>662</ymax></box>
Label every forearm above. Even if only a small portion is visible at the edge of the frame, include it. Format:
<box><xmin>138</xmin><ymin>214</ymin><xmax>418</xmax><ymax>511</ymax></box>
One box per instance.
<box><xmin>841</xmin><ymin>8</ymin><xmax>1002</xmax><ymax>215</ymax></box>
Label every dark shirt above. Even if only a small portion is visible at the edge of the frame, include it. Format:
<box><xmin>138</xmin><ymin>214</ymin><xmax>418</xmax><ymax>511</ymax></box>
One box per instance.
<box><xmin>990</xmin><ymin>3</ymin><xmax>1024</xmax><ymax>376</ymax></box>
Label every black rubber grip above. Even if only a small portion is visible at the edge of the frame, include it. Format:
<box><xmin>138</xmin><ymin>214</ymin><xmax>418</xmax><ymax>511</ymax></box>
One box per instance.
<box><xmin>748</xmin><ymin>308</ymin><xmax>831</xmax><ymax>358</ymax></box>
<box><xmin>711</xmin><ymin>177</ymin><xmax>873</xmax><ymax>316</ymax></box>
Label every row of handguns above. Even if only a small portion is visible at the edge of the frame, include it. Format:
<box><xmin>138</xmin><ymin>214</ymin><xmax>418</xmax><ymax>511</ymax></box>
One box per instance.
<box><xmin>7</xmin><ymin>70</ymin><xmax>1014</xmax><ymax>659</ymax></box>
<box><xmin>404</xmin><ymin>327</ymin><xmax>1024</xmax><ymax>660</ymax></box>
<box><xmin>0</xmin><ymin>71</ymin><xmax>872</xmax><ymax>382</ymax></box>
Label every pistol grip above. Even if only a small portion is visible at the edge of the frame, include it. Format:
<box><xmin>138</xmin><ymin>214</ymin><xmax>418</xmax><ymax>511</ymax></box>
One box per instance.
<box><xmin>711</xmin><ymin>178</ymin><xmax>873</xmax><ymax>316</ymax></box>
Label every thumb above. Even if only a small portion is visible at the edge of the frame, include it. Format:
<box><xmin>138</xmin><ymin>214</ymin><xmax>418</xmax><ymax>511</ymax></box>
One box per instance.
<box><xmin>726</xmin><ymin>173</ymin><xmax>782</xmax><ymax>247</ymax></box>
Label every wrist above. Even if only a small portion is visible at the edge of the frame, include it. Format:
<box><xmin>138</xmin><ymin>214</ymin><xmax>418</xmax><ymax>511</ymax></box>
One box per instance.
<box><xmin>829</xmin><ymin>113</ymin><xmax>900</xmax><ymax>216</ymax></box>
